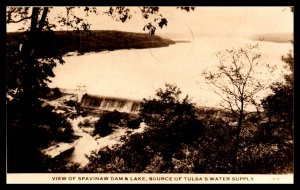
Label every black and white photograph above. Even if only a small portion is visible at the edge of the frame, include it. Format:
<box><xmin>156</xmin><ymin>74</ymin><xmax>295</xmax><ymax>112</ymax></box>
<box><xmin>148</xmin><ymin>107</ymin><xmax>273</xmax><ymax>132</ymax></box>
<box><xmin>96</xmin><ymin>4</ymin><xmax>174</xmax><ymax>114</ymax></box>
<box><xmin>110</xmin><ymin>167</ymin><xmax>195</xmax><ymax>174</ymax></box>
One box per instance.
<box><xmin>6</xmin><ymin>6</ymin><xmax>294</xmax><ymax>183</ymax></box>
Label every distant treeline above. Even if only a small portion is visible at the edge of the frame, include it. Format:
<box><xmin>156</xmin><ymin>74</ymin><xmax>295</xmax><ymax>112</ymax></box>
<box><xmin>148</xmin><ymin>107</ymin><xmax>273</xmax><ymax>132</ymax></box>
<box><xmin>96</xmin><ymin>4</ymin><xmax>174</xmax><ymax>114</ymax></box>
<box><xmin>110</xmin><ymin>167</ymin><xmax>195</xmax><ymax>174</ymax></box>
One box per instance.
<box><xmin>6</xmin><ymin>30</ymin><xmax>175</xmax><ymax>56</ymax></box>
<box><xmin>250</xmin><ymin>33</ymin><xmax>293</xmax><ymax>43</ymax></box>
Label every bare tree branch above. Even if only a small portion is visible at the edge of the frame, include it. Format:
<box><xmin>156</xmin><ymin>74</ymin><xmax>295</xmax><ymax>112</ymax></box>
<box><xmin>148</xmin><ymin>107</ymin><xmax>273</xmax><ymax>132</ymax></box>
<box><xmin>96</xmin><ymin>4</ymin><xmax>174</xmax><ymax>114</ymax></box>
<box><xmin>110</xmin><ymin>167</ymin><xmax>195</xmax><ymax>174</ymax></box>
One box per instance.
<box><xmin>202</xmin><ymin>44</ymin><xmax>275</xmax><ymax>173</ymax></box>
<box><xmin>6</xmin><ymin>7</ymin><xmax>31</xmax><ymax>24</ymax></box>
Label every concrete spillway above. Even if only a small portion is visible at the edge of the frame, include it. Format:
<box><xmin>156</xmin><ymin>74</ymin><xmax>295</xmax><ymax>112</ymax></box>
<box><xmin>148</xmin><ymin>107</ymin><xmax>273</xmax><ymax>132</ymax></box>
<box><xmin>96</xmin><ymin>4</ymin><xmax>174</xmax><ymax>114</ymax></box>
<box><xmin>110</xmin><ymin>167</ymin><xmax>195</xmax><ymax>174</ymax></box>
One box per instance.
<box><xmin>80</xmin><ymin>94</ymin><xmax>141</xmax><ymax>113</ymax></box>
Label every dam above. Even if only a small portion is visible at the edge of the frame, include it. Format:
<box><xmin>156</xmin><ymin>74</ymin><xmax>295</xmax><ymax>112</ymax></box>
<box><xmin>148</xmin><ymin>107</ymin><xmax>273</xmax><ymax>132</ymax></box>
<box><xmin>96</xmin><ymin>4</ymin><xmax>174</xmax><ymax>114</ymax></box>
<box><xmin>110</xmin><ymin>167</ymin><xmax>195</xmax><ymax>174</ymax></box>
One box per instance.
<box><xmin>80</xmin><ymin>94</ymin><xmax>141</xmax><ymax>113</ymax></box>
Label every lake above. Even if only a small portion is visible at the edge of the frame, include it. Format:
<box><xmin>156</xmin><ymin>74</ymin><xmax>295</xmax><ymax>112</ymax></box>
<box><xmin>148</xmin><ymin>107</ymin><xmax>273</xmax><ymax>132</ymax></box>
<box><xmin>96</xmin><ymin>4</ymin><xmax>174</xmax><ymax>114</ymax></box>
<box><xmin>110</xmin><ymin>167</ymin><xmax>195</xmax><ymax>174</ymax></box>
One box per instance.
<box><xmin>49</xmin><ymin>36</ymin><xmax>292</xmax><ymax>110</ymax></box>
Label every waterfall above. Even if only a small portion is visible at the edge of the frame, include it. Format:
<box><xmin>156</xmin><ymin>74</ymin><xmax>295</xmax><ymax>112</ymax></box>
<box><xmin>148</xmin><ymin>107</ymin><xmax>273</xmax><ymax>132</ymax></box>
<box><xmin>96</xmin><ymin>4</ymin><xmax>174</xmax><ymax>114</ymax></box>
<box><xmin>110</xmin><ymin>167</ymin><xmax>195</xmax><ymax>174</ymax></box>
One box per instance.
<box><xmin>80</xmin><ymin>94</ymin><xmax>141</xmax><ymax>113</ymax></box>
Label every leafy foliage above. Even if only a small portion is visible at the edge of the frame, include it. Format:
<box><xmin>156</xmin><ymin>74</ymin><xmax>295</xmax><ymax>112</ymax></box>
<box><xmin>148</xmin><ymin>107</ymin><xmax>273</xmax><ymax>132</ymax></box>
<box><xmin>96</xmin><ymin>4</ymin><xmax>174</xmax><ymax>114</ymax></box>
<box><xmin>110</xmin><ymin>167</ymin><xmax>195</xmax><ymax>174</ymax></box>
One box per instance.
<box><xmin>6</xmin><ymin>7</ymin><xmax>73</xmax><ymax>173</ymax></box>
<box><xmin>139</xmin><ymin>84</ymin><xmax>204</xmax><ymax>144</ymax></box>
<box><xmin>80</xmin><ymin>106</ymin><xmax>293</xmax><ymax>173</ymax></box>
<box><xmin>7</xmin><ymin>7</ymin><xmax>292</xmax><ymax>174</ymax></box>
<box><xmin>238</xmin><ymin>141</ymin><xmax>293</xmax><ymax>174</ymax></box>
<box><xmin>202</xmin><ymin>44</ymin><xmax>275</xmax><ymax>173</ymax></box>
<box><xmin>7</xmin><ymin>98</ymin><xmax>74</xmax><ymax>172</ymax></box>
<box><xmin>126</xmin><ymin>117</ymin><xmax>142</xmax><ymax>129</ymax></box>
<box><xmin>6</xmin><ymin>6</ymin><xmax>192</xmax><ymax>173</ymax></box>
<box><xmin>83</xmin><ymin>84</ymin><xmax>204</xmax><ymax>172</ymax></box>
<box><xmin>46</xmin><ymin>159</ymin><xmax>82</xmax><ymax>173</ymax></box>
<box><xmin>261</xmin><ymin>51</ymin><xmax>293</xmax><ymax>141</ymax></box>
<box><xmin>94</xmin><ymin>110</ymin><xmax>128</xmax><ymax>137</ymax></box>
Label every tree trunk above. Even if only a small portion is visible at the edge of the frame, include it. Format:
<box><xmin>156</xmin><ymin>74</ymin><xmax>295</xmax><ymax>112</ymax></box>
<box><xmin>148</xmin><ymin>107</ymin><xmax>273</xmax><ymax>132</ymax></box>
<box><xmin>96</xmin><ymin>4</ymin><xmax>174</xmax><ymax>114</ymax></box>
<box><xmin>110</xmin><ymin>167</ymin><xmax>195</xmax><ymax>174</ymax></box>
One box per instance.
<box><xmin>22</xmin><ymin>8</ymin><xmax>39</xmax><ymax>98</ymax></box>
<box><xmin>23</xmin><ymin>7</ymin><xmax>48</xmax><ymax>96</ymax></box>
<box><xmin>38</xmin><ymin>7</ymin><xmax>49</xmax><ymax>31</ymax></box>
<box><xmin>231</xmin><ymin>108</ymin><xmax>244</xmax><ymax>173</ymax></box>
<box><xmin>30</xmin><ymin>8</ymin><xmax>40</xmax><ymax>32</ymax></box>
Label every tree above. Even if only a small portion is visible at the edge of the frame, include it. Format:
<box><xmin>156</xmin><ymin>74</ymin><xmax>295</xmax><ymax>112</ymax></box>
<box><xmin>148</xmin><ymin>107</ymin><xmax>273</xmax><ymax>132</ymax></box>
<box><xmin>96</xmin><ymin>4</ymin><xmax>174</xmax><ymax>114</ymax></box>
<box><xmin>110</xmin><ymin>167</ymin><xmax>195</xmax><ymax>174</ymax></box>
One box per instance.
<box><xmin>261</xmin><ymin>51</ymin><xmax>293</xmax><ymax>140</ymax></box>
<box><xmin>83</xmin><ymin>83</ymin><xmax>203</xmax><ymax>173</ymax></box>
<box><xmin>6</xmin><ymin>7</ymin><xmax>195</xmax><ymax>172</ymax></box>
<box><xmin>140</xmin><ymin>83</ymin><xmax>198</xmax><ymax>128</ymax></box>
<box><xmin>6</xmin><ymin>6</ymin><xmax>195</xmax><ymax>101</ymax></box>
<box><xmin>6</xmin><ymin>7</ymin><xmax>72</xmax><ymax>172</ymax></box>
<box><xmin>94</xmin><ymin>110</ymin><xmax>127</xmax><ymax>137</ymax></box>
<box><xmin>139</xmin><ymin>83</ymin><xmax>204</xmax><ymax>168</ymax></box>
<box><xmin>6</xmin><ymin>6</ymin><xmax>195</xmax><ymax>98</ymax></box>
<box><xmin>261</xmin><ymin>7</ymin><xmax>293</xmax><ymax>134</ymax></box>
<box><xmin>202</xmin><ymin>44</ymin><xmax>275</xmax><ymax>173</ymax></box>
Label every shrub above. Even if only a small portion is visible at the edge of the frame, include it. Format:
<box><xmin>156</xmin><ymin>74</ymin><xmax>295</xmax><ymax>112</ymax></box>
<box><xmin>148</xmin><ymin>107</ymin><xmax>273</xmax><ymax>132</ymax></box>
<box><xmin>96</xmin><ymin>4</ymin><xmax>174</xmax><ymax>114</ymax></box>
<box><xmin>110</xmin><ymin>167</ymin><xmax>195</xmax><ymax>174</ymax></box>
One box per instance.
<box><xmin>94</xmin><ymin>110</ymin><xmax>123</xmax><ymax>137</ymax></box>
<box><xmin>7</xmin><ymin>97</ymin><xmax>75</xmax><ymax>172</ymax></box>
<box><xmin>127</xmin><ymin>117</ymin><xmax>142</xmax><ymax>129</ymax></box>
<box><xmin>64</xmin><ymin>100</ymin><xmax>79</xmax><ymax>107</ymax></box>
<box><xmin>79</xmin><ymin>118</ymin><xmax>91</xmax><ymax>127</ymax></box>
<box><xmin>85</xmin><ymin>84</ymin><xmax>204</xmax><ymax>172</ymax></box>
<box><xmin>52</xmin><ymin>88</ymin><xmax>62</xmax><ymax>99</ymax></box>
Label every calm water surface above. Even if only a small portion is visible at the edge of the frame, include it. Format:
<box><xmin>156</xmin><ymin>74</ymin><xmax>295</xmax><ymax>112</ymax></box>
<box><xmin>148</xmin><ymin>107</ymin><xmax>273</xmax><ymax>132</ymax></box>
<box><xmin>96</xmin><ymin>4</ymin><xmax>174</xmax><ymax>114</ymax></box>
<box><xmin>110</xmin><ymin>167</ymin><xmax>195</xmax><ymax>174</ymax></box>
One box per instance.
<box><xmin>49</xmin><ymin>37</ymin><xmax>292</xmax><ymax>109</ymax></box>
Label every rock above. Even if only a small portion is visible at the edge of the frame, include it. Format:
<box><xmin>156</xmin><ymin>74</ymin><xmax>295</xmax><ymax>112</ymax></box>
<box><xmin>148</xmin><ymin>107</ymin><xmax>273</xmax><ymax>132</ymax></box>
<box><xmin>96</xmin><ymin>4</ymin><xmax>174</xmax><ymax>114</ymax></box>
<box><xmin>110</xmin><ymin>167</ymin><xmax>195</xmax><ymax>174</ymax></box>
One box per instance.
<box><xmin>40</xmin><ymin>140</ymin><xmax>78</xmax><ymax>159</ymax></box>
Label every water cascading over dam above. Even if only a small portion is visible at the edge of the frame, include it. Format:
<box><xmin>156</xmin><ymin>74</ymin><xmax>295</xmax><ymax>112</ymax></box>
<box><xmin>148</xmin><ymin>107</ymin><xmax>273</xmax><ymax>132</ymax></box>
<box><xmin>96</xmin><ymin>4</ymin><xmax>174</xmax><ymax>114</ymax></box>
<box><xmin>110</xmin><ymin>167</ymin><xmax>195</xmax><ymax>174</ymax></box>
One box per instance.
<box><xmin>80</xmin><ymin>94</ymin><xmax>141</xmax><ymax>113</ymax></box>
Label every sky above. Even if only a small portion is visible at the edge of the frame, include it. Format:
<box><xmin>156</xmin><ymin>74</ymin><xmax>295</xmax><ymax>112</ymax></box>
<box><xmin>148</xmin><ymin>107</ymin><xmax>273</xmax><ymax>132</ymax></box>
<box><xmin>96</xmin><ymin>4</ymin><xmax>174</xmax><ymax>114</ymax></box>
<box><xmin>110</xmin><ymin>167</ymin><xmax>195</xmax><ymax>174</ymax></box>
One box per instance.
<box><xmin>7</xmin><ymin>7</ymin><xmax>293</xmax><ymax>37</ymax></box>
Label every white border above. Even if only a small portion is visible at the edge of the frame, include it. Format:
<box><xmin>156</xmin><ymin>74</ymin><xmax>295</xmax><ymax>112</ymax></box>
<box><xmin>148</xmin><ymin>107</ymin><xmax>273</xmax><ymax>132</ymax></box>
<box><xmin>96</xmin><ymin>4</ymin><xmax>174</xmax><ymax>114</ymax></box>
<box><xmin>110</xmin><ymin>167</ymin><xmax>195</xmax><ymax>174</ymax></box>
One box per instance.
<box><xmin>7</xmin><ymin>173</ymin><xmax>294</xmax><ymax>184</ymax></box>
